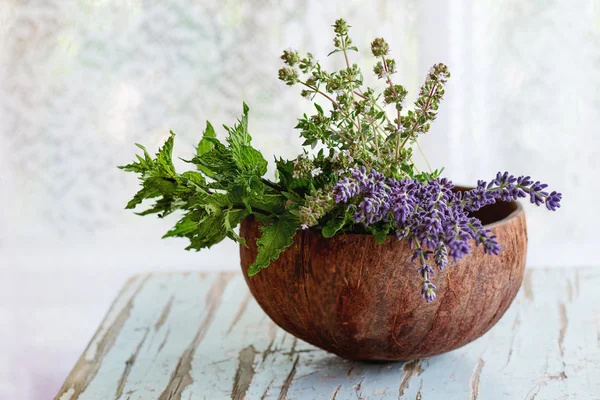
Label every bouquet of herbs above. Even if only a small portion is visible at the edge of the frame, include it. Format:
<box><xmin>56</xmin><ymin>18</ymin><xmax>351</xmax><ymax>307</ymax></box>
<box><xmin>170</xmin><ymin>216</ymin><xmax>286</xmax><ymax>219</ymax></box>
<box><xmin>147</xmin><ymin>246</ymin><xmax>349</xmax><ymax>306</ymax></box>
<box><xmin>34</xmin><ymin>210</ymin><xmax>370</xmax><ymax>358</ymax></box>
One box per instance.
<box><xmin>120</xmin><ymin>19</ymin><xmax>561</xmax><ymax>302</ymax></box>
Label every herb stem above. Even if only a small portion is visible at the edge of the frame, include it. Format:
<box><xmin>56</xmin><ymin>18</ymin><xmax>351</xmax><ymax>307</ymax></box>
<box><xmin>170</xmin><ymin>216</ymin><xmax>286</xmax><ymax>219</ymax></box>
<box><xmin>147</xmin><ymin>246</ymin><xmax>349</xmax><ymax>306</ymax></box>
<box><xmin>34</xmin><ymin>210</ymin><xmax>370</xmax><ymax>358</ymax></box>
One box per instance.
<box><xmin>415</xmin><ymin>139</ymin><xmax>432</xmax><ymax>172</ymax></box>
<box><xmin>341</xmin><ymin>35</ymin><xmax>363</xmax><ymax>146</ymax></box>
<box><xmin>381</xmin><ymin>56</ymin><xmax>403</xmax><ymax>160</ymax></box>
<box><xmin>300</xmin><ymin>80</ymin><xmax>361</xmax><ymax>136</ymax></box>
<box><xmin>300</xmin><ymin>82</ymin><xmax>340</xmax><ymax>109</ymax></box>
<box><xmin>232</xmin><ymin>205</ymin><xmax>270</xmax><ymax>217</ymax></box>
<box><xmin>353</xmin><ymin>89</ymin><xmax>394</xmax><ymax>127</ymax></box>
<box><xmin>333</xmin><ymin>128</ymin><xmax>352</xmax><ymax>142</ymax></box>
<box><xmin>366</xmin><ymin>116</ymin><xmax>381</xmax><ymax>158</ymax></box>
<box><xmin>399</xmin><ymin>81</ymin><xmax>438</xmax><ymax>151</ymax></box>
<box><xmin>381</xmin><ymin>56</ymin><xmax>401</xmax><ymax>130</ymax></box>
<box><xmin>352</xmin><ymin>90</ymin><xmax>367</xmax><ymax>99</ymax></box>
<box><xmin>260</xmin><ymin>178</ymin><xmax>284</xmax><ymax>192</ymax></box>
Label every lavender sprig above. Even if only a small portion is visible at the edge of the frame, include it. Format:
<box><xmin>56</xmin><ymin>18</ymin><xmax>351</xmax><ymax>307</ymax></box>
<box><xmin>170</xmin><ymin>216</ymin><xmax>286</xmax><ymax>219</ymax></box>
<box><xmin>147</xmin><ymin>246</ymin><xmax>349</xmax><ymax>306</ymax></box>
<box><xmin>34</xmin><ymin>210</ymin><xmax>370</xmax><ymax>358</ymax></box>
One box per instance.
<box><xmin>460</xmin><ymin>171</ymin><xmax>563</xmax><ymax>212</ymax></box>
<box><xmin>333</xmin><ymin>168</ymin><xmax>561</xmax><ymax>302</ymax></box>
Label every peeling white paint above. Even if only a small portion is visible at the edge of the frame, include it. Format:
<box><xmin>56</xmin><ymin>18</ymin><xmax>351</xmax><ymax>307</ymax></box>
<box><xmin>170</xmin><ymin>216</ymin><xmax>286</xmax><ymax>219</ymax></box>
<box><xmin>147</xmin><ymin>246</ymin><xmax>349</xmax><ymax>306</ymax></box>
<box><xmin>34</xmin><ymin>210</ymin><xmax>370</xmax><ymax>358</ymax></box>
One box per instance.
<box><xmin>84</xmin><ymin>274</ymin><xmax>147</xmax><ymax>361</ymax></box>
<box><xmin>56</xmin><ymin>269</ymin><xmax>600</xmax><ymax>400</ymax></box>
<box><xmin>58</xmin><ymin>387</ymin><xmax>74</xmax><ymax>400</ymax></box>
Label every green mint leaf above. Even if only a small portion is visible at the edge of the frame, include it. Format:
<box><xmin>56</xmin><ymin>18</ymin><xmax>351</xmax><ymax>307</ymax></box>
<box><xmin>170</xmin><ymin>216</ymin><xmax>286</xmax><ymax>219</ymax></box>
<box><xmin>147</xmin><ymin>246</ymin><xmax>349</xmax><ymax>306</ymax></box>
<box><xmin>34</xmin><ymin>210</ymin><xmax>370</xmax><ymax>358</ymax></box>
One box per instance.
<box><xmin>155</xmin><ymin>131</ymin><xmax>176</xmax><ymax>177</ymax></box>
<box><xmin>191</xmin><ymin>138</ymin><xmax>237</xmax><ymax>179</ymax></box>
<box><xmin>125</xmin><ymin>177</ymin><xmax>177</xmax><ymax>210</ymax></box>
<box><xmin>120</xmin><ymin>133</ymin><xmax>180</xmax><ymax>214</ymax></box>
<box><xmin>119</xmin><ymin>132</ymin><xmax>176</xmax><ymax>178</ymax></box>
<box><xmin>373</xmin><ymin>228</ymin><xmax>388</xmax><ymax>244</ymax></box>
<box><xmin>225</xmin><ymin>103</ymin><xmax>251</xmax><ymax>149</ymax></box>
<box><xmin>184</xmin><ymin>211</ymin><xmax>228</xmax><ymax>250</ymax></box>
<box><xmin>248</xmin><ymin>212</ymin><xmax>299</xmax><ymax>275</ymax></box>
<box><xmin>237</xmin><ymin>147</ymin><xmax>268</xmax><ymax>175</ymax></box>
<box><xmin>196</xmin><ymin>121</ymin><xmax>216</xmax><ymax>156</ymax></box>
<box><xmin>223</xmin><ymin>208</ymin><xmax>248</xmax><ymax>245</ymax></box>
<box><xmin>163</xmin><ymin>216</ymin><xmax>198</xmax><ymax>238</ymax></box>
<box><xmin>365</xmin><ymin>224</ymin><xmax>393</xmax><ymax>244</ymax></box>
<box><xmin>133</xmin><ymin>194</ymin><xmax>177</xmax><ymax>217</ymax></box>
<box><xmin>223</xmin><ymin>104</ymin><xmax>268</xmax><ymax>176</ymax></box>
<box><xmin>275</xmin><ymin>158</ymin><xmax>294</xmax><ymax>187</ymax></box>
<box><xmin>322</xmin><ymin>213</ymin><xmax>350</xmax><ymax>238</ymax></box>
<box><xmin>179</xmin><ymin>171</ymin><xmax>207</xmax><ymax>189</ymax></box>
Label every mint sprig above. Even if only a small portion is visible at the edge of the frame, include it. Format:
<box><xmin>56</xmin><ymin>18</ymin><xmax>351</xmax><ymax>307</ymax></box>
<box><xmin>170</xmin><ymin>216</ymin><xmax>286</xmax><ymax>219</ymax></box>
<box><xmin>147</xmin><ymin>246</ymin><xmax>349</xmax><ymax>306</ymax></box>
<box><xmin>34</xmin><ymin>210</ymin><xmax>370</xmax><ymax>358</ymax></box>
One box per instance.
<box><xmin>119</xmin><ymin>104</ymin><xmax>299</xmax><ymax>270</ymax></box>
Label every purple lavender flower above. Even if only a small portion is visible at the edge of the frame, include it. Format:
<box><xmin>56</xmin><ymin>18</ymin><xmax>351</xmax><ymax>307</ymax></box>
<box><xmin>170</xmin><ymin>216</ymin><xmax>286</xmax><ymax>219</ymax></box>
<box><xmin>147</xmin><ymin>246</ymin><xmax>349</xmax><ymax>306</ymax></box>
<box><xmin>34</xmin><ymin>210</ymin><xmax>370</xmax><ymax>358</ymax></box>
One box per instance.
<box><xmin>468</xmin><ymin>218</ymin><xmax>501</xmax><ymax>255</ymax></box>
<box><xmin>421</xmin><ymin>280</ymin><xmax>437</xmax><ymax>302</ymax></box>
<box><xmin>461</xmin><ymin>171</ymin><xmax>562</xmax><ymax>212</ymax></box>
<box><xmin>434</xmin><ymin>243</ymin><xmax>448</xmax><ymax>270</ymax></box>
<box><xmin>528</xmin><ymin>181</ymin><xmax>547</xmax><ymax>206</ymax></box>
<box><xmin>462</xmin><ymin>181</ymin><xmax>497</xmax><ymax>212</ymax></box>
<box><xmin>333</xmin><ymin>176</ymin><xmax>360</xmax><ymax>203</ymax></box>
<box><xmin>545</xmin><ymin>191</ymin><xmax>562</xmax><ymax>211</ymax></box>
<box><xmin>332</xmin><ymin>168</ymin><xmax>562</xmax><ymax>302</ymax></box>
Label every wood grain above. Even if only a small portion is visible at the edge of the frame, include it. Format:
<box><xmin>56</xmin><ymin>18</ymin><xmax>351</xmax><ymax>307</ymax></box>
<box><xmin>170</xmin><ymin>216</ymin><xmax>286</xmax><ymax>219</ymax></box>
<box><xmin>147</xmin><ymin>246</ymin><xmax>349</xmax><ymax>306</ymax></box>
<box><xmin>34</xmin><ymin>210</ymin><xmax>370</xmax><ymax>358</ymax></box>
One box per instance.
<box><xmin>55</xmin><ymin>269</ymin><xmax>600</xmax><ymax>399</ymax></box>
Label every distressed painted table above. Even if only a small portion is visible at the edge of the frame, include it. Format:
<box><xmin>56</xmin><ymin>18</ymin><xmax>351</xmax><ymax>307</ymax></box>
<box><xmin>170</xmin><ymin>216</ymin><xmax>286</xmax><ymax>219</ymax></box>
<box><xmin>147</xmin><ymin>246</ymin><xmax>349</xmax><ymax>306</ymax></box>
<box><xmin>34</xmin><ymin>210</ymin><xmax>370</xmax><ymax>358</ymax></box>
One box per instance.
<box><xmin>56</xmin><ymin>269</ymin><xmax>600</xmax><ymax>400</ymax></box>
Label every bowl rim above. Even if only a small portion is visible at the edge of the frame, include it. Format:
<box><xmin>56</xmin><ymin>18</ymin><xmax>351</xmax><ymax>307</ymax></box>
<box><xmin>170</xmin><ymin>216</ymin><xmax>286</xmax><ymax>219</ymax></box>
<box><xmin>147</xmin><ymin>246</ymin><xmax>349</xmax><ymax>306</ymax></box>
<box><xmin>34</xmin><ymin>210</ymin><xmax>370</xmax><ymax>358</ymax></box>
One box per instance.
<box><xmin>482</xmin><ymin>200</ymin><xmax>523</xmax><ymax>228</ymax></box>
<box><xmin>244</xmin><ymin>199</ymin><xmax>524</xmax><ymax>238</ymax></box>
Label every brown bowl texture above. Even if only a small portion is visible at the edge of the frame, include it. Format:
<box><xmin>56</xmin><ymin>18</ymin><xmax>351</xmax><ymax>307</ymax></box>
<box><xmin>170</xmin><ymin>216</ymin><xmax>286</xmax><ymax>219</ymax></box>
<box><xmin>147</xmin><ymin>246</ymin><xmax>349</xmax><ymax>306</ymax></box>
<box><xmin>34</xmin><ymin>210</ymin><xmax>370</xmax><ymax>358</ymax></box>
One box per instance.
<box><xmin>239</xmin><ymin>199</ymin><xmax>527</xmax><ymax>361</ymax></box>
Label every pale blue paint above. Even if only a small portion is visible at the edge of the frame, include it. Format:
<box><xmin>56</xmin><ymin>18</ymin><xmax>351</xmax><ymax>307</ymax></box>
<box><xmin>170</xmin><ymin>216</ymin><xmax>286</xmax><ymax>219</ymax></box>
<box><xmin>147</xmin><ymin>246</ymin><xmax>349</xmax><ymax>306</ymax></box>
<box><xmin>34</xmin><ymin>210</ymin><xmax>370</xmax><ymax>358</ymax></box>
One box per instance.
<box><xmin>56</xmin><ymin>269</ymin><xmax>600</xmax><ymax>400</ymax></box>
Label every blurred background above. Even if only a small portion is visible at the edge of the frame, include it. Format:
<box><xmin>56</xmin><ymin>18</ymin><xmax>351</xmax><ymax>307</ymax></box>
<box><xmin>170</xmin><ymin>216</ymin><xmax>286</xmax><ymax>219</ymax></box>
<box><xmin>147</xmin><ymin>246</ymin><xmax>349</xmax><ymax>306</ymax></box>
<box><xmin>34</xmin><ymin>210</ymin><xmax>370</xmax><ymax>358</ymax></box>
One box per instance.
<box><xmin>0</xmin><ymin>0</ymin><xmax>597</xmax><ymax>398</ymax></box>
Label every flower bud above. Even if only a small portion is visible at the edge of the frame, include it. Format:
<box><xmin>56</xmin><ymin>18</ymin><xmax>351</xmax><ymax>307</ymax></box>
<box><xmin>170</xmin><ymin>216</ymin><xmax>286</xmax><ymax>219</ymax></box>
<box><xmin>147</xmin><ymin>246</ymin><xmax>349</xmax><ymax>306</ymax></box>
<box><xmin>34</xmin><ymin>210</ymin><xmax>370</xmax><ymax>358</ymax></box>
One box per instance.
<box><xmin>370</xmin><ymin>38</ymin><xmax>389</xmax><ymax>57</ymax></box>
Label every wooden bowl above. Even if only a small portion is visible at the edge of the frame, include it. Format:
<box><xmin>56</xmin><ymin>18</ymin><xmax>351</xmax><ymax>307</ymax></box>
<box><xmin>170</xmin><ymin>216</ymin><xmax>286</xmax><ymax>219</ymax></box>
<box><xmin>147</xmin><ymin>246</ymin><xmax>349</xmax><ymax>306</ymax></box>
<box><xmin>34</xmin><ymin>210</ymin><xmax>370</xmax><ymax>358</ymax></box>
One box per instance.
<box><xmin>239</xmin><ymin>199</ymin><xmax>527</xmax><ymax>361</ymax></box>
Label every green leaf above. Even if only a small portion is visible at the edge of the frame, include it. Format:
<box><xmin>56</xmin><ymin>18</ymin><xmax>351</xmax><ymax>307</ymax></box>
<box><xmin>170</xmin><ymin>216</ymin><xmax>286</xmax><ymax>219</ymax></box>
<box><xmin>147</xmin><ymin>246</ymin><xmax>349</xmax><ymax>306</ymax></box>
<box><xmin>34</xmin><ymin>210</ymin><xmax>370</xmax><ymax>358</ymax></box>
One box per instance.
<box><xmin>119</xmin><ymin>133</ymin><xmax>180</xmax><ymax>215</ymax></box>
<box><xmin>275</xmin><ymin>158</ymin><xmax>294</xmax><ymax>187</ymax></box>
<box><xmin>185</xmin><ymin>211</ymin><xmax>228</xmax><ymax>250</ymax></box>
<box><xmin>322</xmin><ymin>213</ymin><xmax>350</xmax><ymax>238</ymax></box>
<box><xmin>248</xmin><ymin>212</ymin><xmax>299</xmax><ymax>275</ymax></box>
<box><xmin>163</xmin><ymin>216</ymin><xmax>198</xmax><ymax>238</ymax></box>
<box><xmin>135</xmin><ymin>195</ymin><xmax>177</xmax><ymax>217</ymax></box>
<box><xmin>125</xmin><ymin>177</ymin><xmax>177</xmax><ymax>209</ymax></box>
<box><xmin>227</xmin><ymin>178</ymin><xmax>253</xmax><ymax>211</ymax></box>
<box><xmin>196</xmin><ymin>121</ymin><xmax>216</xmax><ymax>156</ymax></box>
<box><xmin>248</xmin><ymin>175</ymin><xmax>263</xmax><ymax>193</ymax></box>
<box><xmin>179</xmin><ymin>171</ymin><xmax>207</xmax><ymax>189</ymax></box>
<box><xmin>248</xmin><ymin>193</ymin><xmax>285</xmax><ymax>215</ymax></box>
<box><xmin>155</xmin><ymin>132</ymin><xmax>176</xmax><ymax>177</ymax></box>
<box><xmin>221</xmin><ymin>104</ymin><xmax>268</xmax><ymax>176</ymax></box>
<box><xmin>237</xmin><ymin>147</ymin><xmax>268</xmax><ymax>175</ymax></box>
<box><xmin>192</xmin><ymin>138</ymin><xmax>237</xmax><ymax>179</ymax></box>
<box><xmin>373</xmin><ymin>228</ymin><xmax>388</xmax><ymax>244</ymax></box>
<box><xmin>223</xmin><ymin>208</ymin><xmax>248</xmax><ymax>245</ymax></box>
<box><xmin>119</xmin><ymin>132</ymin><xmax>176</xmax><ymax>178</ymax></box>
<box><xmin>289</xmin><ymin>177</ymin><xmax>313</xmax><ymax>194</ymax></box>
<box><xmin>120</xmin><ymin>102</ymin><xmax>283</xmax><ymax>260</ymax></box>
<box><xmin>226</xmin><ymin>103</ymin><xmax>252</xmax><ymax>150</ymax></box>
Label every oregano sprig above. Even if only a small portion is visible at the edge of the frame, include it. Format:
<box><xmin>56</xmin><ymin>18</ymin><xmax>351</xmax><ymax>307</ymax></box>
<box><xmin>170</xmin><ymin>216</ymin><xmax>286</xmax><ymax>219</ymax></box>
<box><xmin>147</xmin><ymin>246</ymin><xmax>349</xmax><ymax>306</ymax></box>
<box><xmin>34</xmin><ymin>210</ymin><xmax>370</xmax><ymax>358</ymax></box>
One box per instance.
<box><xmin>277</xmin><ymin>19</ymin><xmax>450</xmax><ymax>180</ymax></box>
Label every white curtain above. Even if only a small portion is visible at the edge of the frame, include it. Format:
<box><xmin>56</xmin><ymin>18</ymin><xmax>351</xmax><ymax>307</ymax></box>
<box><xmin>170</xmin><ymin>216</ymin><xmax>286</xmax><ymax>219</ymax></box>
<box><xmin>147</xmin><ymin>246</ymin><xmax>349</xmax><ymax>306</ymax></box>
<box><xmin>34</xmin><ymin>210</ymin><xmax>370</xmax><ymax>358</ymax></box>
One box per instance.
<box><xmin>0</xmin><ymin>1</ymin><xmax>597</xmax><ymax>396</ymax></box>
<box><xmin>1</xmin><ymin>0</ymin><xmax>595</xmax><ymax>269</ymax></box>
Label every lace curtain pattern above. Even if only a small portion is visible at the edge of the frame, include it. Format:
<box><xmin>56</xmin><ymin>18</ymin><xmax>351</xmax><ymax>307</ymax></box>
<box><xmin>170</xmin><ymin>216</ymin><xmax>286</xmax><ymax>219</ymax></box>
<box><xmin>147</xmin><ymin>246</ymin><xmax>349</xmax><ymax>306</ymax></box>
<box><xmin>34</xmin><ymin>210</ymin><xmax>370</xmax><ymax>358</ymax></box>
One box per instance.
<box><xmin>2</xmin><ymin>0</ymin><xmax>595</xmax><ymax>268</ymax></box>
<box><xmin>1</xmin><ymin>1</ymin><xmax>598</xmax><ymax>398</ymax></box>
<box><xmin>3</xmin><ymin>1</ymin><xmax>595</xmax><ymax>272</ymax></box>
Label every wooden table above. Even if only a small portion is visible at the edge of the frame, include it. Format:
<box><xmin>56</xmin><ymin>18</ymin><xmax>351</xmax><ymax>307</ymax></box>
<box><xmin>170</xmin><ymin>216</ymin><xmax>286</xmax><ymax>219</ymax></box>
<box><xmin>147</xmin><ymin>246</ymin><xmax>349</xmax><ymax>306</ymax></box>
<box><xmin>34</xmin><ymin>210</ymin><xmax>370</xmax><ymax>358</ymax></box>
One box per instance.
<box><xmin>56</xmin><ymin>269</ymin><xmax>599</xmax><ymax>399</ymax></box>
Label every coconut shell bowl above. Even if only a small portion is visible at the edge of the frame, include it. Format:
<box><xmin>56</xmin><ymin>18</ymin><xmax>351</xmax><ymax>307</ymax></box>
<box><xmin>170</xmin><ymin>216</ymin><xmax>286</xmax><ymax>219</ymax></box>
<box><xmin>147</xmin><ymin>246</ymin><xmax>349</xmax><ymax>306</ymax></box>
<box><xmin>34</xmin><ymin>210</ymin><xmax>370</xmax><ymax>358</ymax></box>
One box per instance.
<box><xmin>240</xmin><ymin>198</ymin><xmax>527</xmax><ymax>361</ymax></box>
